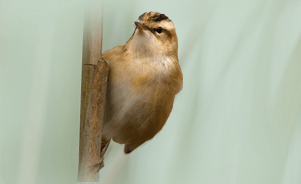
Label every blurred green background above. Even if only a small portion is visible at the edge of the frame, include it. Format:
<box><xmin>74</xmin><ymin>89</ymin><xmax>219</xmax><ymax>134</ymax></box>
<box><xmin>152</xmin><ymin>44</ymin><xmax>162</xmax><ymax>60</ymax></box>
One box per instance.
<box><xmin>1</xmin><ymin>0</ymin><xmax>301</xmax><ymax>184</ymax></box>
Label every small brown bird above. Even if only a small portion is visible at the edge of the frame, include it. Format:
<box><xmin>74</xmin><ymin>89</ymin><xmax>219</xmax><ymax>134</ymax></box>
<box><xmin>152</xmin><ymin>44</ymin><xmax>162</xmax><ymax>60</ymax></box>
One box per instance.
<box><xmin>101</xmin><ymin>11</ymin><xmax>183</xmax><ymax>154</ymax></box>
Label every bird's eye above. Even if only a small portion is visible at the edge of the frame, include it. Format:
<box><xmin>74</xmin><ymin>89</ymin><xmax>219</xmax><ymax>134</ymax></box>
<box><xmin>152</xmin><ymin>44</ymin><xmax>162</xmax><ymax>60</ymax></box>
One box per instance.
<box><xmin>155</xmin><ymin>27</ymin><xmax>162</xmax><ymax>34</ymax></box>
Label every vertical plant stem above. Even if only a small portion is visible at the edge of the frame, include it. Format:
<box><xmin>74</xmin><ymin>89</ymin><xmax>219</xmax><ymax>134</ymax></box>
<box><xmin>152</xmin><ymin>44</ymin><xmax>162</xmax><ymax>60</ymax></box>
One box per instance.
<box><xmin>78</xmin><ymin>0</ymin><xmax>108</xmax><ymax>182</ymax></box>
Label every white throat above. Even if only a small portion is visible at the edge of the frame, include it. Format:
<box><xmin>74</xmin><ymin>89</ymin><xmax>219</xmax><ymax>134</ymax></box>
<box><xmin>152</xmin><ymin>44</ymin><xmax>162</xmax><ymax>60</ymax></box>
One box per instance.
<box><xmin>129</xmin><ymin>29</ymin><xmax>160</xmax><ymax>58</ymax></box>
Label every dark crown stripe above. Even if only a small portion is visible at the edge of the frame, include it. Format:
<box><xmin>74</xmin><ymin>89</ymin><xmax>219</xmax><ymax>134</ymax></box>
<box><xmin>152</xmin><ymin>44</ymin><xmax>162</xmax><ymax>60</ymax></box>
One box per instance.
<box><xmin>149</xmin><ymin>13</ymin><xmax>169</xmax><ymax>22</ymax></box>
<box><xmin>138</xmin><ymin>12</ymin><xmax>147</xmax><ymax>21</ymax></box>
<box><xmin>138</xmin><ymin>12</ymin><xmax>170</xmax><ymax>22</ymax></box>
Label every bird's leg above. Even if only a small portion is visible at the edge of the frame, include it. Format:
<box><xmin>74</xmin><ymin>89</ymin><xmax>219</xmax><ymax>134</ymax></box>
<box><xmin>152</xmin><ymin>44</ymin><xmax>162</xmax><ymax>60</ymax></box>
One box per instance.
<box><xmin>100</xmin><ymin>136</ymin><xmax>111</xmax><ymax>157</ymax></box>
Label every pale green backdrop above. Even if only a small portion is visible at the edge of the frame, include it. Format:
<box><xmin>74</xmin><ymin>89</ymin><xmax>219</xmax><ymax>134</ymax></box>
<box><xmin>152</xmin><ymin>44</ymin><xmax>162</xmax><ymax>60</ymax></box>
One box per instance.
<box><xmin>1</xmin><ymin>0</ymin><xmax>301</xmax><ymax>184</ymax></box>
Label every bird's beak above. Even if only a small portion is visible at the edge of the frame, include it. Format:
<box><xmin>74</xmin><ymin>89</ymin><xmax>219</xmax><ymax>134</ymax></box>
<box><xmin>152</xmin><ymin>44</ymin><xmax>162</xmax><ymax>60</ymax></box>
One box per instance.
<box><xmin>135</xmin><ymin>21</ymin><xmax>148</xmax><ymax>30</ymax></box>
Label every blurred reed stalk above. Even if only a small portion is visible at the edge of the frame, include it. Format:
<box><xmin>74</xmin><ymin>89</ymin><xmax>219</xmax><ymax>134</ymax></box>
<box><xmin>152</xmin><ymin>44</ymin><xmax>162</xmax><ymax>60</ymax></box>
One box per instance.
<box><xmin>77</xmin><ymin>0</ymin><xmax>109</xmax><ymax>182</ymax></box>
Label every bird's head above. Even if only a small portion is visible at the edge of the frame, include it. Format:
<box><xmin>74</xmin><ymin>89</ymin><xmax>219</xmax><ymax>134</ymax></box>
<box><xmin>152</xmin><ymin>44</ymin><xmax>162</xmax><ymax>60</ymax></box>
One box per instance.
<box><xmin>128</xmin><ymin>11</ymin><xmax>178</xmax><ymax>58</ymax></box>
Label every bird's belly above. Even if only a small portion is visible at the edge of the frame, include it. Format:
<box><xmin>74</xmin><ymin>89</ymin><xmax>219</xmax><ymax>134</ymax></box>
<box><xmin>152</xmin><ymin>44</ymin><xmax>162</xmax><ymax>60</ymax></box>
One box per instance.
<box><xmin>111</xmin><ymin>91</ymin><xmax>174</xmax><ymax>143</ymax></box>
<box><xmin>103</xmin><ymin>65</ymin><xmax>175</xmax><ymax>143</ymax></box>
